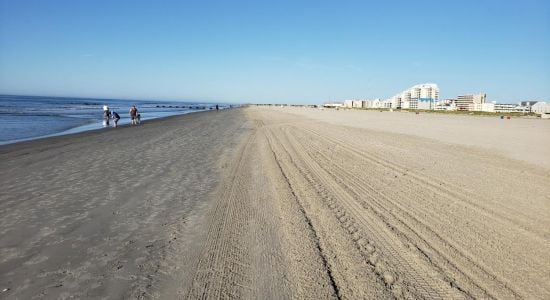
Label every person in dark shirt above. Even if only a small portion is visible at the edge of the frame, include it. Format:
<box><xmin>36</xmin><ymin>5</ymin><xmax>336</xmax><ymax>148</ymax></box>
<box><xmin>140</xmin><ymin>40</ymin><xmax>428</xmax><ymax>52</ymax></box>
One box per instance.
<box><xmin>129</xmin><ymin>105</ymin><xmax>137</xmax><ymax>125</ymax></box>
<box><xmin>111</xmin><ymin>111</ymin><xmax>120</xmax><ymax>127</ymax></box>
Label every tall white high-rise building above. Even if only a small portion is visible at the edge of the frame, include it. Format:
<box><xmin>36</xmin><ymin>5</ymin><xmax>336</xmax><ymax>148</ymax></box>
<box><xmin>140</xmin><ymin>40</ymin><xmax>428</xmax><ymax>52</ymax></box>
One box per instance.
<box><xmin>386</xmin><ymin>83</ymin><xmax>440</xmax><ymax>109</ymax></box>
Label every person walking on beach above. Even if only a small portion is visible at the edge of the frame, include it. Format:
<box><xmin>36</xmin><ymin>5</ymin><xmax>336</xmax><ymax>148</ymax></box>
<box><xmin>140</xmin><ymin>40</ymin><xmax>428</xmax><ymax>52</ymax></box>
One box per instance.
<box><xmin>129</xmin><ymin>105</ymin><xmax>138</xmax><ymax>125</ymax></box>
<box><xmin>111</xmin><ymin>111</ymin><xmax>120</xmax><ymax>127</ymax></box>
<box><xmin>216</xmin><ymin>104</ymin><xmax>219</xmax><ymax>111</ymax></box>
<box><xmin>103</xmin><ymin>105</ymin><xmax>111</xmax><ymax>127</ymax></box>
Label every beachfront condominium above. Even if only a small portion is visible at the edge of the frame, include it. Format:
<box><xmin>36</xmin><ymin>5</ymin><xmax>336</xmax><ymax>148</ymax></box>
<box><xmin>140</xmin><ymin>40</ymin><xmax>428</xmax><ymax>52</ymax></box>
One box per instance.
<box><xmin>343</xmin><ymin>99</ymin><xmax>365</xmax><ymax>108</ymax></box>
<box><xmin>342</xmin><ymin>99</ymin><xmax>376</xmax><ymax>108</ymax></box>
<box><xmin>456</xmin><ymin>93</ymin><xmax>487</xmax><ymax>111</ymax></box>
<box><xmin>386</xmin><ymin>83</ymin><xmax>440</xmax><ymax>109</ymax></box>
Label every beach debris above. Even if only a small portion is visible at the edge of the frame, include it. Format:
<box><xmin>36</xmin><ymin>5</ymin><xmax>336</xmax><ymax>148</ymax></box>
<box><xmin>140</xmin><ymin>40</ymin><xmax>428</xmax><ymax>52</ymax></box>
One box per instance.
<box><xmin>2</xmin><ymin>288</ymin><xmax>10</xmax><ymax>292</ymax></box>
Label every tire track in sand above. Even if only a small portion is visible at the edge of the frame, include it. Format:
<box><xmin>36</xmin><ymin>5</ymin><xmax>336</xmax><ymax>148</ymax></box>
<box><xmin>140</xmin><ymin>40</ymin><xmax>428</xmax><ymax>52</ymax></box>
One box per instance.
<box><xmin>264</xmin><ymin>130</ymin><xmax>341</xmax><ymax>300</ymax></box>
<box><xmin>291</xmin><ymin>124</ymin><xmax>536</xmax><ymax>299</ymax></box>
<box><xmin>265</xmin><ymin>126</ymin><xmax>395</xmax><ymax>299</ymax></box>
<box><xmin>272</xmin><ymin>125</ymin><xmax>463</xmax><ymax>299</ymax></box>
<box><xmin>185</xmin><ymin>118</ymin><xmax>342</xmax><ymax>299</ymax></box>
<box><xmin>186</xmin><ymin>132</ymin><xmax>256</xmax><ymax>299</ymax></box>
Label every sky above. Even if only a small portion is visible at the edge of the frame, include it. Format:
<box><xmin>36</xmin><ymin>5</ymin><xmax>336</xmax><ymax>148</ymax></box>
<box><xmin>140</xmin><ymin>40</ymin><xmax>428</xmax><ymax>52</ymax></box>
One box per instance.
<box><xmin>0</xmin><ymin>0</ymin><xmax>549</xmax><ymax>104</ymax></box>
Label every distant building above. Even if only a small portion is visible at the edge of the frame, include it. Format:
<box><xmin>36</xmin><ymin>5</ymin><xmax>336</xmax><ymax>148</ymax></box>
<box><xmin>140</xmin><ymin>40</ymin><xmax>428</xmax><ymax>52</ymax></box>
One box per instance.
<box><xmin>512</xmin><ymin>105</ymin><xmax>530</xmax><ymax>113</ymax></box>
<box><xmin>481</xmin><ymin>102</ymin><xmax>495</xmax><ymax>112</ymax></box>
<box><xmin>323</xmin><ymin>102</ymin><xmax>343</xmax><ymax>108</ymax></box>
<box><xmin>387</xmin><ymin>83</ymin><xmax>439</xmax><ymax>109</ymax></box>
<box><xmin>363</xmin><ymin>98</ymin><xmax>382</xmax><ymax>108</ymax></box>
<box><xmin>476</xmin><ymin>101</ymin><xmax>532</xmax><ymax>113</ymax></box>
<box><xmin>520</xmin><ymin>101</ymin><xmax>538</xmax><ymax>113</ymax></box>
<box><xmin>352</xmin><ymin>100</ymin><xmax>364</xmax><ymax>108</ymax></box>
<box><xmin>493</xmin><ymin>103</ymin><xmax>518</xmax><ymax>113</ymax></box>
<box><xmin>381</xmin><ymin>98</ymin><xmax>394</xmax><ymax>108</ymax></box>
<box><xmin>381</xmin><ymin>98</ymin><xmax>397</xmax><ymax>109</ymax></box>
<box><xmin>521</xmin><ymin>101</ymin><xmax>538</xmax><ymax>107</ymax></box>
<box><xmin>343</xmin><ymin>100</ymin><xmax>353</xmax><ymax>108</ymax></box>
<box><xmin>337</xmin><ymin>98</ymin><xmax>384</xmax><ymax>109</ymax></box>
<box><xmin>435</xmin><ymin>99</ymin><xmax>457</xmax><ymax>111</ymax></box>
<box><xmin>456</xmin><ymin>93</ymin><xmax>486</xmax><ymax>111</ymax></box>
<box><xmin>532</xmin><ymin>102</ymin><xmax>550</xmax><ymax>115</ymax></box>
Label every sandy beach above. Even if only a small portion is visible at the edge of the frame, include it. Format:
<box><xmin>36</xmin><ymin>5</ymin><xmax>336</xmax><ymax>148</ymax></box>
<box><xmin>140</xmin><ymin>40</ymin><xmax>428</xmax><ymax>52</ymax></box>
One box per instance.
<box><xmin>1</xmin><ymin>107</ymin><xmax>549</xmax><ymax>299</ymax></box>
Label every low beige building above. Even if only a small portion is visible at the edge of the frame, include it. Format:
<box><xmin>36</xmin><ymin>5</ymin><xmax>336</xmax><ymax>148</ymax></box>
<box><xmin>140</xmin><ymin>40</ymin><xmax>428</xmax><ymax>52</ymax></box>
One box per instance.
<box><xmin>456</xmin><ymin>93</ymin><xmax>486</xmax><ymax>111</ymax></box>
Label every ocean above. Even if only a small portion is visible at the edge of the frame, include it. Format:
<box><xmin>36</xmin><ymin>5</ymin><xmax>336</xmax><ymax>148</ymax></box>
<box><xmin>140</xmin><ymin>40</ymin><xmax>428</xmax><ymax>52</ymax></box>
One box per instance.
<box><xmin>0</xmin><ymin>95</ymin><xmax>225</xmax><ymax>145</ymax></box>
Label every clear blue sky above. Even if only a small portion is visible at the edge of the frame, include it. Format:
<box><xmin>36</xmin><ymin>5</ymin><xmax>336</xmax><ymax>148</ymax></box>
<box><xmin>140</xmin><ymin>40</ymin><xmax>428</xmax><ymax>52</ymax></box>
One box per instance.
<box><xmin>1</xmin><ymin>0</ymin><xmax>549</xmax><ymax>103</ymax></box>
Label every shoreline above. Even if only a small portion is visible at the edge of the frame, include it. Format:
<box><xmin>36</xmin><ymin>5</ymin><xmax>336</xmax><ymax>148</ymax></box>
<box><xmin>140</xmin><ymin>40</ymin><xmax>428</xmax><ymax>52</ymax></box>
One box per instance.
<box><xmin>0</xmin><ymin>108</ymin><xmax>249</xmax><ymax>298</ymax></box>
<box><xmin>0</xmin><ymin>108</ymin><xmax>211</xmax><ymax>146</ymax></box>
<box><xmin>0</xmin><ymin>109</ymin><xmax>219</xmax><ymax>155</ymax></box>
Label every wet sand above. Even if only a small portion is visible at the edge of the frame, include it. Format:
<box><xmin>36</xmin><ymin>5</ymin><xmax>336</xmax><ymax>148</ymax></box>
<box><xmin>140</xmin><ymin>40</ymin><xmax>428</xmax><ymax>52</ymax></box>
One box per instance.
<box><xmin>1</xmin><ymin>107</ymin><xmax>549</xmax><ymax>299</ymax></box>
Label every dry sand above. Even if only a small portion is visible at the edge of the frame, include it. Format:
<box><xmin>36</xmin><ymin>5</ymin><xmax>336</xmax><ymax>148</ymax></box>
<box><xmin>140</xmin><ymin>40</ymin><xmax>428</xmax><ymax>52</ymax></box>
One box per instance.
<box><xmin>1</xmin><ymin>107</ymin><xmax>549</xmax><ymax>299</ymax></box>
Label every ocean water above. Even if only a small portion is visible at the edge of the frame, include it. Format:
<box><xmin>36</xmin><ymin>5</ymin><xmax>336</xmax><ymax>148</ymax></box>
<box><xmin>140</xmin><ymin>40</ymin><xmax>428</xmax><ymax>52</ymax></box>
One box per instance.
<box><xmin>0</xmin><ymin>95</ymin><xmax>225</xmax><ymax>145</ymax></box>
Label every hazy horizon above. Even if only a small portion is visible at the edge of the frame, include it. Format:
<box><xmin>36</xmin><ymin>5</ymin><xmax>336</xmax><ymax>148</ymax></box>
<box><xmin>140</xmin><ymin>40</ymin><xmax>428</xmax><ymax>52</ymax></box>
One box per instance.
<box><xmin>1</xmin><ymin>0</ymin><xmax>549</xmax><ymax>104</ymax></box>
<box><xmin>0</xmin><ymin>92</ymin><xmax>238</xmax><ymax>104</ymax></box>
